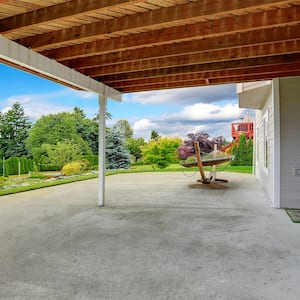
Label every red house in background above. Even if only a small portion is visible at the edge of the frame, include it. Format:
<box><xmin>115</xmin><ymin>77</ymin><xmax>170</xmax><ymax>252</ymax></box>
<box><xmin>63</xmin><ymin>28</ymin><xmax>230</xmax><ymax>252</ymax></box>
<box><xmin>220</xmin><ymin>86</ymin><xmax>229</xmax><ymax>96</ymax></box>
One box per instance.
<box><xmin>231</xmin><ymin>113</ymin><xmax>254</xmax><ymax>140</ymax></box>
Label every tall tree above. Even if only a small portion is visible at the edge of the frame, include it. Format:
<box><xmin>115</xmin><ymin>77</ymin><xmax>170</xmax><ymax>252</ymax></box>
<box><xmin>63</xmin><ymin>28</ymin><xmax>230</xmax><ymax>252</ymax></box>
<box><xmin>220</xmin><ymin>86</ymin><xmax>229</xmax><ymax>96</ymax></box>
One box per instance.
<box><xmin>126</xmin><ymin>137</ymin><xmax>145</xmax><ymax>162</ymax></box>
<box><xmin>150</xmin><ymin>130</ymin><xmax>160</xmax><ymax>141</ymax></box>
<box><xmin>26</xmin><ymin>112</ymin><xmax>92</xmax><ymax>162</ymax></box>
<box><xmin>41</xmin><ymin>140</ymin><xmax>82</xmax><ymax>171</ymax></box>
<box><xmin>106</xmin><ymin>127</ymin><xmax>130</xmax><ymax>169</ymax></box>
<box><xmin>0</xmin><ymin>102</ymin><xmax>31</xmax><ymax>158</ymax></box>
<box><xmin>73</xmin><ymin>107</ymin><xmax>99</xmax><ymax>154</ymax></box>
<box><xmin>177</xmin><ymin>132</ymin><xmax>225</xmax><ymax>160</ymax></box>
<box><xmin>112</xmin><ymin>120</ymin><xmax>133</xmax><ymax>139</ymax></box>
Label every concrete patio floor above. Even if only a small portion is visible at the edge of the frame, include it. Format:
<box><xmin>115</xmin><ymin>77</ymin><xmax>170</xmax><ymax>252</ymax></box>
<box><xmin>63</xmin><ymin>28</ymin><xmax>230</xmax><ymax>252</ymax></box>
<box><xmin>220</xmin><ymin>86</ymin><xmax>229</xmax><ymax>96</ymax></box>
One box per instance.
<box><xmin>0</xmin><ymin>172</ymin><xmax>300</xmax><ymax>300</ymax></box>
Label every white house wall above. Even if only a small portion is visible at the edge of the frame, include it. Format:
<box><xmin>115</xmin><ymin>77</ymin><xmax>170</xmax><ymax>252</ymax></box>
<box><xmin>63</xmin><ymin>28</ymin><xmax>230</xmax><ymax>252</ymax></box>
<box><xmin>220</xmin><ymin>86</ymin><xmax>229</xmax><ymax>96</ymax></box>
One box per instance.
<box><xmin>254</xmin><ymin>86</ymin><xmax>274</xmax><ymax>206</ymax></box>
<box><xmin>279</xmin><ymin>77</ymin><xmax>300</xmax><ymax>208</ymax></box>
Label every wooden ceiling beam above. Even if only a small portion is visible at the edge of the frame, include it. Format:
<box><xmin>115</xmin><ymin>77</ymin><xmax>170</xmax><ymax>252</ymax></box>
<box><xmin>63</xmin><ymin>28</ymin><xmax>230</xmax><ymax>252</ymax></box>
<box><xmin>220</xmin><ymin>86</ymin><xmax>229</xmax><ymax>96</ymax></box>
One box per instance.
<box><xmin>39</xmin><ymin>5</ymin><xmax>300</xmax><ymax>59</ymax></box>
<box><xmin>65</xmin><ymin>25</ymin><xmax>300</xmax><ymax>70</ymax></box>
<box><xmin>119</xmin><ymin>70</ymin><xmax>300</xmax><ymax>93</ymax></box>
<box><xmin>82</xmin><ymin>40</ymin><xmax>300</xmax><ymax>76</ymax></box>
<box><xmin>110</xmin><ymin>62</ymin><xmax>300</xmax><ymax>89</ymax></box>
<box><xmin>0</xmin><ymin>0</ymin><xmax>145</xmax><ymax>33</ymax></box>
<box><xmin>96</xmin><ymin>53</ymin><xmax>300</xmax><ymax>83</ymax></box>
<box><xmin>12</xmin><ymin>0</ymin><xmax>294</xmax><ymax>50</ymax></box>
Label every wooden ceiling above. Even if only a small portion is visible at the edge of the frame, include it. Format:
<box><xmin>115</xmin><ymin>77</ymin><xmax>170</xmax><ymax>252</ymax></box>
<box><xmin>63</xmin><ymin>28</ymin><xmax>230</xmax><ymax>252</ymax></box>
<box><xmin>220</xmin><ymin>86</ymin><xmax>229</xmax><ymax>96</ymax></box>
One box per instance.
<box><xmin>0</xmin><ymin>0</ymin><xmax>300</xmax><ymax>93</ymax></box>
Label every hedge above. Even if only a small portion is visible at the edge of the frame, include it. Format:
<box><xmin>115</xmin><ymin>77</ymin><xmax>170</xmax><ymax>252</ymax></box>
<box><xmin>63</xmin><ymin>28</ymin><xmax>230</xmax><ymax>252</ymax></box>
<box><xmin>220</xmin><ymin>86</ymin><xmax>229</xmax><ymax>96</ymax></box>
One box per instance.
<box><xmin>0</xmin><ymin>157</ymin><xmax>34</xmax><ymax>176</ymax></box>
<box><xmin>82</xmin><ymin>155</ymin><xmax>98</xmax><ymax>167</ymax></box>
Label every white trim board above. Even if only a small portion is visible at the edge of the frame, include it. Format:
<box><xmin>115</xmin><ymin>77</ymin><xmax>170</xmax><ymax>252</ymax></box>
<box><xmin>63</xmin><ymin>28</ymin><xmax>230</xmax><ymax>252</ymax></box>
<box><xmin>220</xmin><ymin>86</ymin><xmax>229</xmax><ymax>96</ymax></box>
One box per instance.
<box><xmin>0</xmin><ymin>35</ymin><xmax>122</xmax><ymax>102</ymax></box>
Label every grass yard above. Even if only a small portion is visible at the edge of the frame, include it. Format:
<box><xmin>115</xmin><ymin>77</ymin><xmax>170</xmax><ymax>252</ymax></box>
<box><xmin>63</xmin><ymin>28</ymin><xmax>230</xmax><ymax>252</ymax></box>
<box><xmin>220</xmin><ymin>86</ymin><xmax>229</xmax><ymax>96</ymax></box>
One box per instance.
<box><xmin>0</xmin><ymin>163</ymin><xmax>252</xmax><ymax>196</ymax></box>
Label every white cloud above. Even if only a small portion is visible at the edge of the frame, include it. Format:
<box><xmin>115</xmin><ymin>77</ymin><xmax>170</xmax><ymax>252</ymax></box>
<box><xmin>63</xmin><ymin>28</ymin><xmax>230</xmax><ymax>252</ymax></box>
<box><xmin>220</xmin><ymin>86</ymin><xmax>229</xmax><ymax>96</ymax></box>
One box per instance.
<box><xmin>124</xmin><ymin>84</ymin><xmax>237</xmax><ymax>105</ymax></box>
<box><xmin>74</xmin><ymin>90</ymin><xmax>97</xmax><ymax>99</ymax></box>
<box><xmin>132</xmin><ymin>118</ymin><xmax>158</xmax><ymax>139</ymax></box>
<box><xmin>170</xmin><ymin>102</ymin><xmax>245</xmax><ymax>122</ymax></box>
<box><xmin>1</xmin><ymin>93</ymin><xmax>73</xmax><ymax>121</ymax></box>
<box><xmin>128</xmin><ymin>101</ymin><xmax>248</xmax><ymax>141</ymax></box>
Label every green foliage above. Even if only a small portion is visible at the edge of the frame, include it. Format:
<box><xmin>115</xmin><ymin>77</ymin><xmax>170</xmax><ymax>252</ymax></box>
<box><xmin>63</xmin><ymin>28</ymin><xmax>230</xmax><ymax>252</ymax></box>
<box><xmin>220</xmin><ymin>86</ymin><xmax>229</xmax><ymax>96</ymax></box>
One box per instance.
<box><xmin>231</xmin><ymin>134</ymin><xmax>253</xmax><ymax>166</ymax></box>
<box><xmin>112</xmin><ymin>120</ymin><xmax>133</xmax><ymax>139</ymax></box>
<box><xmin>150</xmin><ymin>130</ymin><xmax>160</xmax><ymax>141</ymax></box>
<box><xmin>126</xmin><ymin>137</ymin><xmax>145</xmax><ymax>162</ymax></box>
<box><xmin>73</xmin><ymin>107</ymin><xmax>99</xmax><ymax>154</ymax></box>
<box><xmin>0</xmin><ymin>156</ymin><xmax>34</xmax><ymax>176</ymax></box>
<box><xmin>0</xmin><ymin>102</ymin><xmax>31</xmax><ymax>158</ymax></box>
<box><xmin>28</xmin><ymin>171</ymin><xmax>45</xmax><ymax>179</ymax></box>
<box><xmin>142</xmin><ymin>137</ymin><xmax>182</xmax><ymax>169</ymax></box>
<box><xmin>39</xmin><ymin>165</ymin><xmax>60</xmax><ymax>171</ymax></box>
<box><xmin>26</xmin><ymin>112</ymin><xmax>92</xmax><ymax>162</ymax></box>
<box><xmin>106</xmin><ymin>127</ymin><xmax>131</xmax><ymax>169</ymax></box>
<box><xmin>41</xmin><ymin>140</ymin><xmax>83</xmax><ymax>171</ymax></box>
<box><xmin>82</xmin><ymin>155</ymin><xmax>98</xmax><ymax>167</ymax></box>
<box><xmin>0</xmin><ymin>176</ymin><xmax>7</xmax><ymax>188</ymax></box>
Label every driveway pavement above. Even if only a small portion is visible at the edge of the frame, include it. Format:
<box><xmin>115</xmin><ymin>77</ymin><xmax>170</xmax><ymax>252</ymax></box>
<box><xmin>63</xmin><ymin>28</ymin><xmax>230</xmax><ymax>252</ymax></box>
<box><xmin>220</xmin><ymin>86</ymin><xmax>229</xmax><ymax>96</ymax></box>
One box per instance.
<box><xmin>0</xmin><ymin>172</ymin><xmax>299</xmax><ymax>300</ymax></box>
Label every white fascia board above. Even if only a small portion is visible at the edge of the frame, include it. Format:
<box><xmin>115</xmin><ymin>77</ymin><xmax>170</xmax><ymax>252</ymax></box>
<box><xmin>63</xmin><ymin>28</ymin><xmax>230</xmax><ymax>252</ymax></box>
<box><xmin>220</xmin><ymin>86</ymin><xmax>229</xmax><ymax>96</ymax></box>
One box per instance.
<box><xmin>0</xmin><ymin>35</ymin><xmax>122</xmax><ymax>102</ymax></box>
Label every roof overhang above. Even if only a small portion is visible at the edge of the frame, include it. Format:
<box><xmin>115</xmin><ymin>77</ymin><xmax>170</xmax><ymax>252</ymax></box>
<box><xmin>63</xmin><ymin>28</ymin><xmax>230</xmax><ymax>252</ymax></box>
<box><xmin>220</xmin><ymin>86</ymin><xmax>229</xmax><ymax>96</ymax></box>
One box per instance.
<box><xmin>0</xmin><ymin>35</ymin><xmax>121</xmax><ymax>102</ymax></box>
<box><xmin>237</xmin><ymin>81</ymin><xmax>272</xmax><ymax>109</ymax></box>
<box><xmin>1</xmin><ymin>1</ymin><xmax>300</xmax><ymax>94</ymax></box>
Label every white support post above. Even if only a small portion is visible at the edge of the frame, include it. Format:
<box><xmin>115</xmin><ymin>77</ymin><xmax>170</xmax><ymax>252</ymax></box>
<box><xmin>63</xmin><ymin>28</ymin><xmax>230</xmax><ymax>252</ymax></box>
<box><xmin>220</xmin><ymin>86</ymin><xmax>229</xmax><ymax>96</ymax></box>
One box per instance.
<box><xmin>98</xmin><ymin>93</ymin><xmax>107</xmax><ymax>206</ymax></box>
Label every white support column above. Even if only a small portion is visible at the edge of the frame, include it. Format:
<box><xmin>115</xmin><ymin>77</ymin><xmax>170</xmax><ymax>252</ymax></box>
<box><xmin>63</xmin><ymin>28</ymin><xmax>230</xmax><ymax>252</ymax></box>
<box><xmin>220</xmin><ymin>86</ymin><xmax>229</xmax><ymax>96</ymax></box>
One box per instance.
<box><xmin>98</xmin><ymin>93</ymin><xmax>107</xmax><ymax>206</ymax></box>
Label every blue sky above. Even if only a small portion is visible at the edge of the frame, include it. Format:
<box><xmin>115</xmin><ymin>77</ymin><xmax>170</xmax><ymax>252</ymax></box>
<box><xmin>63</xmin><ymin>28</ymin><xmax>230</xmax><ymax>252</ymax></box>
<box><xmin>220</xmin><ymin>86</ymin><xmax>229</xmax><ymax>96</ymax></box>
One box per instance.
<box><xmin>0</xmin><ymin>63</ymin><xmax>251</xmax><ymax>141</ymax></box>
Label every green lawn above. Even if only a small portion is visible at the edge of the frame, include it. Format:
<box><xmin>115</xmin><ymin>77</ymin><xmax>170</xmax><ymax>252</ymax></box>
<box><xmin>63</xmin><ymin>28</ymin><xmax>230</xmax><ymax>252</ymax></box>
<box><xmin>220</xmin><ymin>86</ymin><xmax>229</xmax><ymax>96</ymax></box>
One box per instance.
<box><xmin>130</xmin><ymin>163</ymin><xmax>252</xmax><ymax>174</ymax></box>
<box><xmin>0</xmin><ymin>163</ymin><xmax>252</xmax><ymax>196</ymax></box>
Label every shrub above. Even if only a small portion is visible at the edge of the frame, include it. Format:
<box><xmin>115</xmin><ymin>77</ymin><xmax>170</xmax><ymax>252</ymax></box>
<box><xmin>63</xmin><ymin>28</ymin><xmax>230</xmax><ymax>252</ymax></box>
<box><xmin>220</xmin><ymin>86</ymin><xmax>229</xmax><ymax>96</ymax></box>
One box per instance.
<box><xmin>0</xmin><ymin>176</ymin><xmax>7</xmax><ymax>188</ymax></box>
<box><xmin>62</xmin><ymin>162</ymin><xmax>83</xmax><ymax>176</ymax></box>
<box><xmin>82</xmin><ymin>155</ymin><xmax>98</xmax><ymax>167</ymax></box>
<box><xmin>28</xmin><ymin>171</ymin><xmax>45</xmax><ymax>179</ymax></box>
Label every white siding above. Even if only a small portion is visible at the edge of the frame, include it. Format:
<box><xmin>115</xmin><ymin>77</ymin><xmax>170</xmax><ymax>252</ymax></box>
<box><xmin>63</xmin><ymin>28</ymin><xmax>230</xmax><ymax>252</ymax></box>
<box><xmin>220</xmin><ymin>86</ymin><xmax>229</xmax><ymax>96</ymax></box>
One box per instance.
<box><xmin>279</xmin><ymin>77</ymin><xmax>300</xmax><ymax>208</ymax></box>
<box><xmin>254</xmin><ymin>86</ymin><xmax>274</xmax><ymax>206</ymax></box>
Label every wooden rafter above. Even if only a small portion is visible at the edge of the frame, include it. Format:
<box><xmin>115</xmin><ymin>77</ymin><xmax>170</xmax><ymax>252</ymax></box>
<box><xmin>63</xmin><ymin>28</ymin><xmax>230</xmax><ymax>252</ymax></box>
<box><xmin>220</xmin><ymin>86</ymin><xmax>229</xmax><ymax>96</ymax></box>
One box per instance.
<box><xmin>109</xmin><ymin>62</ymin><xmax>300</xmax><ymax>89</ymax></box>
<box><xmin>0</xmin><ymin>0</ymin><xmax>146</xmax><ymax>33</ymax></box>
<box><xmin>39</xmin><ymin>5</ymin><xmax>300</xmax><ymax>60</ymax></box>
<box><xmin>1</xmin><ymin>0</ymin><xmax>300</xmax><ymax>93</ymax></box>
<box><xmin>64</xmin><ymin>25</ymin><xmax>300</xmax><ymax>70</ymax></box>
<box><xmin>95</xmin><ymin>53</ymin><xmax>300</xmax><ymax>83</ymax></box>
<box><xmin>7</xmin><ymin>0</ymin><xmax>295</xmax><ymax>50</ymax></box>
<box><xmin>82</xmin><ymin>40</ymin><xmax>300</xmax><ymax>77</ymax></box>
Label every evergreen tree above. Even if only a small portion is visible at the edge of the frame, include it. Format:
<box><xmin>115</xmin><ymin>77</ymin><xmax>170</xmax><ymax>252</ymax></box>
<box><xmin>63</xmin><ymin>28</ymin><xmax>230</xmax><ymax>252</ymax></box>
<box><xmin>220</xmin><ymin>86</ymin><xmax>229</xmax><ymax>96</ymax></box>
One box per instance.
<box><xmin>230</xmin><ymin>134</ymin><xmax>253</xmax><ymax>166</ymax></box>
<box><xmin>106</xmin><ymin>128</ymin><xmax>130</xmax><ymax>169</ymax></box>
<box><xmin>0</xmin><ymin>102</ymin><xmax>31</xmax><ymax>158</ymax></box>
<box><xmin>73</xmin><ymin>107</ymin><xmax>99</xmax><ymax>154</ymax></box>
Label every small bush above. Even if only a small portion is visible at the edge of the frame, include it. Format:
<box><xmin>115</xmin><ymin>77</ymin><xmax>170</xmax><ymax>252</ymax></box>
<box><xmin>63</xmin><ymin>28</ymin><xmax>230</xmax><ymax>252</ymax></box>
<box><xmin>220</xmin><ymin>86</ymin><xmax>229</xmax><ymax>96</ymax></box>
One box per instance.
<box><xmin>62</xmin><ymin>162</ymin><xmax>83</xmax><ymax>176</ymax></box>
<box><xmin>28</xmin><ymin>171</ymin><xmax>45</xmax><ymax>179</ymax></box>
<box><xmin>0</xmin><ymin>176</ymin><xmax>7</xmax><ymax>188</ymax></box>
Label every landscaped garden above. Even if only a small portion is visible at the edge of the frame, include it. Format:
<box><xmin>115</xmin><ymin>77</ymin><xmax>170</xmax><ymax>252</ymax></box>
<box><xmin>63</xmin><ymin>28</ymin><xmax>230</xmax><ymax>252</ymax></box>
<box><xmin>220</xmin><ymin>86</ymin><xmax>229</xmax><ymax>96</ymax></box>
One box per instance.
<box><xmin>0</xmin><ymin>102</ymin><xmax>253</xmax><ymax>196</ymax></box>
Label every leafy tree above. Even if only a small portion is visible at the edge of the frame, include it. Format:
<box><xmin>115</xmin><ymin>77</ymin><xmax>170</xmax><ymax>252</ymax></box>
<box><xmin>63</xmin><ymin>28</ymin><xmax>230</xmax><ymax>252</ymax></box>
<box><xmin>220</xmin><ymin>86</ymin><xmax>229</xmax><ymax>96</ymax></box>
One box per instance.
<box><xmin>177</xmin><ymin>132</ymin><xmax>225</xmax><ymax>160</ymax></box>
<box><xmin>0</xmin><ymin>102</ymin><xmax>31</xmax><ymax>158</ymax></box>
<box><xmin>26</xmin><ymin>112</ymin><xmax>92</xmax><ymax>162</ymax></box>
<box><xmin>106</xmin><ymin>127</ymin><xmax>130</xmax><ymax>169</ymax></box>
<box><xmin>73</xmin><ymin>107</ymin><xmax>99</xmax><ymax>154</ymax></box>
<box><xmin>142</xmin><ymin>137</ymin><xmax>182</xmax><ymax>169</ymax></box>
<box><xmin>41</xmin><ymin>140</ymin><xmax>82</xmax><ymax>171</ymax></box>
<box><xmin>112</xmin><ymin>120</ymin><xmax>133</xmax><ymax>139</ymax></box>
<box><xmin>126</xmin><ymin>137</ymin><xmax>145</xmax><ymax>162</ymax></box>
<box><xmin>150</xmin><ymin>130</ymin><xmax>160</xmax><ymax>141</ymax></box>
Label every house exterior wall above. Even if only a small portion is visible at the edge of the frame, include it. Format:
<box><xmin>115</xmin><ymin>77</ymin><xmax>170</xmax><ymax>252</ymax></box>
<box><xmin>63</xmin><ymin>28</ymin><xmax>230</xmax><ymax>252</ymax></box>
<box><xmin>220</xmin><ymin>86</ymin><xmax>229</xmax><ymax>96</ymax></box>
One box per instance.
<box><xmin>254</xmin><ymin>86</ymin><xmax>274</xmax><ymax>206</ymax></box>
<box><xmin>279</xmin><ymin>77</ymin><xmax>300</xmax><ymax>208</ymax></box>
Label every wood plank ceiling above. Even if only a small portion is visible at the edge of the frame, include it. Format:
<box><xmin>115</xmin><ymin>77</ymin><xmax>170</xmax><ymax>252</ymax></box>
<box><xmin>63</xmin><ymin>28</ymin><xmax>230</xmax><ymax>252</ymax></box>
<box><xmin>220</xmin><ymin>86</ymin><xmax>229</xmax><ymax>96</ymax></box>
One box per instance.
<box><xmin>0</xmin><ymin>0</ymin><xmax>300</xmax><ymax>93</ymax></box>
